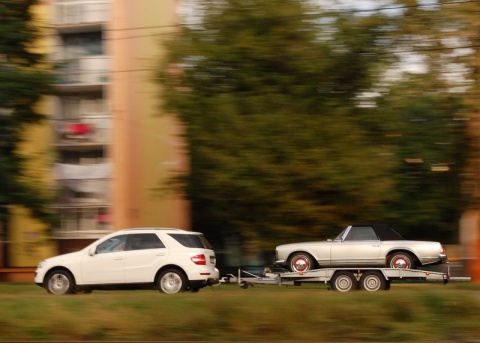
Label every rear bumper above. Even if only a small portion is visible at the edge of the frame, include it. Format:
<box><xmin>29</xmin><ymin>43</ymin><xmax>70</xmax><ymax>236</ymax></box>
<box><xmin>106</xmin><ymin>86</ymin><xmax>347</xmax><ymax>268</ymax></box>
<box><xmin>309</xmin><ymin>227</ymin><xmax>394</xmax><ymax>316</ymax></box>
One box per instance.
<box><xmin>422</xmin><ymin>253</ymin><xmax>448</xmax><ymax>266</ymax></box>
<box><xmin>189</xmin><ymin>277</ymin><xmax>219</xmax><ymax>290</ymax></box>
<box><xmin>189</xmin><ymin>267</ymin><xmax>220</xmax><ymax>289</ymax></box>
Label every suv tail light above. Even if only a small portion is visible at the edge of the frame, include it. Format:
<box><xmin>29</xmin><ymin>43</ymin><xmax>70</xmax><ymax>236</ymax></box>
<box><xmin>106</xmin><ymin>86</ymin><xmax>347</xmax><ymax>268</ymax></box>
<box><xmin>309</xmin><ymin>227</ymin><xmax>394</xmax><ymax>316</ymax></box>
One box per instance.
<box><xmin>191</xmin><ymin>254</ymin><xmax>206</xmax><ymax>265</ymax></box>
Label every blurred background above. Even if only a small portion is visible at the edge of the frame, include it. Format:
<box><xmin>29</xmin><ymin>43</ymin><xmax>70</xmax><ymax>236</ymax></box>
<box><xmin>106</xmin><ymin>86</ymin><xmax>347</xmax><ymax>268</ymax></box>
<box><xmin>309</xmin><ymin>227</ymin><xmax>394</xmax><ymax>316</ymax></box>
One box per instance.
<box><xmin>0</xmin><ymin>0</ymin><xmax>479</xmax><ymax>281</ymax></box>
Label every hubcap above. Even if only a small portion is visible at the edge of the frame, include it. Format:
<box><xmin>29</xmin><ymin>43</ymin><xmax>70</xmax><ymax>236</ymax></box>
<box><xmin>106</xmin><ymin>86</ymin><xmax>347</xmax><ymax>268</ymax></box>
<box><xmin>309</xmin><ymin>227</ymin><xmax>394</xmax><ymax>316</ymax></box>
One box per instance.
<box><xmin>336</xmin><ymin>276</ymin><xmax>353</xmax><ymax>292</ymax></box>
<box><xmin>293</xmin><ymin>257</ymin><xmax>309</xmax><ymax>272</ymax></box>
<box><xmin>364</xmin><ymin>275</ymin><xmax>381</xmax><ymax>291</ymax></box>
<box><xmin>48</xmin><ymin>274</ymin><xmax>70</xmax><ymax>294</ymax></box>
<box><xmin>161</xmin><ymin>272</ymin><xmax>182</xmax><ymax>294</ymax></box>
<box><xmin>392</xmin><ymin>257</ymin><xmax>409</xmax><ymax>269</ymax></box>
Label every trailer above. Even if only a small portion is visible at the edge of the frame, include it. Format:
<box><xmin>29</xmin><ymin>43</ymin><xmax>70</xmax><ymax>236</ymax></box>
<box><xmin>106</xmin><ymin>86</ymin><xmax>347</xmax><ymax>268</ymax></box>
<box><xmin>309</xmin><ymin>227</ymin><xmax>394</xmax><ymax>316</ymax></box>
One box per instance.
<box><xmin>221</xmin><ymin>265</ymin><xmax>468</xmax><ymax>292</ymax></box>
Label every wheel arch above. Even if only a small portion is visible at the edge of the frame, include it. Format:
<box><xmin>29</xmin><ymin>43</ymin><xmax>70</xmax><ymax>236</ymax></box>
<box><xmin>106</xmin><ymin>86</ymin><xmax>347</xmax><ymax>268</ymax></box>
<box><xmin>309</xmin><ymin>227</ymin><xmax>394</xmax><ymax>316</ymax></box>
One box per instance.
<box><xmin>44</xmin><ymin>266</ymin><xmax>76</xmax><ymax>285</ymax></box>
<box><xmin>386</xmin><ymin>249</ymin><xmax>420</xmax><ymax>266</ymax></box>
<box><xmin>154</xmin><ymin>264</ymin><xmax>188</xmax><ymax>284</ymax></box>
<box><xmin>287</xmin><ymin>251</ymin><xmax>319</xmax><ymax>267</ymax></box>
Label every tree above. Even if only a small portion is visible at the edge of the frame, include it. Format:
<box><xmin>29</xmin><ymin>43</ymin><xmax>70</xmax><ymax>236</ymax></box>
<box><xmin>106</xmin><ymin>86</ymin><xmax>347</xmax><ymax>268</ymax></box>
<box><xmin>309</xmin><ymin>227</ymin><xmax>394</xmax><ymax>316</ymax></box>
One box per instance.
<box><xmin>158</xmin><ymin>0</ymin><xmax>397</xmax><ymax>250</ymax></box>
<box><xmin>158</xmin><ymin>0</ymin><xmax>470</xmax><ymax>262</ymax></box>
<box><xmin>377</xmin><ymin>75</ymin><xmax>467</xmax><ymax>241</ymax></box>
<box><xmin>0</xmin><ymin>0</ymin><xmax>55</xmax><ymax>266</ymax></box>
<box><xmin>375</xmin><ymin>0</ymin><xmax>477</xmax><ymax>241</ymax></box>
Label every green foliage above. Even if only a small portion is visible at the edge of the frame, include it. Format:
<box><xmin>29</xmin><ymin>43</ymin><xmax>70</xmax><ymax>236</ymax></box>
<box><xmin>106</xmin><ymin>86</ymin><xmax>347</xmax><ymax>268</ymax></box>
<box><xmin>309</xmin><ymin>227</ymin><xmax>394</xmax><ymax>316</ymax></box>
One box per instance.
<box><xmin>378</xmin><ymin>76</ymin><xmax>467</xmax><ymax>241</ymax></box>
<box><xmin>0</xmin><ymin>0</ymin><xmax>55</xmax><ymax>226</ymax></box>
<box><xmin>158</xmin><ymin>0</ymin><xmax>469</xmax><ymax>251</ymax></box>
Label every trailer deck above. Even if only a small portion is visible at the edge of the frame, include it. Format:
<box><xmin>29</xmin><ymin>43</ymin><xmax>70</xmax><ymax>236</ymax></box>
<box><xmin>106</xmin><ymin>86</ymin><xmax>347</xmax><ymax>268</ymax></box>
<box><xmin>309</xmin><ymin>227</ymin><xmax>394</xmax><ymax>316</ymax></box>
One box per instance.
<box><xmin>221</xmin><ymin>265</ymin><xmax>469</xmax><ymax>292</ymax></box>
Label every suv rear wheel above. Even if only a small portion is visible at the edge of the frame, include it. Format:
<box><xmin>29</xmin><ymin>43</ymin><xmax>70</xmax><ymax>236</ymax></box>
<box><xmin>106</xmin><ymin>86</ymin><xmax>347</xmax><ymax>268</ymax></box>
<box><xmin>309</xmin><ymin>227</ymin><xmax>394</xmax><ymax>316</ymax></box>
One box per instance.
<box><xmin>158</xmin><ymin>269</ymin><xmax>187</xmax><ymax>294</ymax></box>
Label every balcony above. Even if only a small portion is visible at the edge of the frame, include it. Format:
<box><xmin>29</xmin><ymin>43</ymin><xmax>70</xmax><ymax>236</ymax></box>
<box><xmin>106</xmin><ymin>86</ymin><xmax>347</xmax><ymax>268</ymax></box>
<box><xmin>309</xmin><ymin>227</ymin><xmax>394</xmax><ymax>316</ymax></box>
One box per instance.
<box><xmin>54</xmin><ymin>117</ymin><xmax>111</xmax><ymax>148</ymax></box>
<box><xmin>55</xmin><ymin>206</ymin><xmax>112</xmax><ymax>239</ymax></box>
<box><xmin>53</xmin><ymin>163</ymin><xmax>112</xmax><ymax>239</ymax></box>
<box><xmin>52</xmin><ymin>0</ymin><xmax>109</xmax><ymax>34</ymax></box>
<box><xmin>54</xmin><ymin>162</ymin><xmax>111</xmax><ymax>204</ymax></box>
<box><xmin>56</xmin><ymin>56</ymin><xmax>109</xmax><ymax>92</ymax></box>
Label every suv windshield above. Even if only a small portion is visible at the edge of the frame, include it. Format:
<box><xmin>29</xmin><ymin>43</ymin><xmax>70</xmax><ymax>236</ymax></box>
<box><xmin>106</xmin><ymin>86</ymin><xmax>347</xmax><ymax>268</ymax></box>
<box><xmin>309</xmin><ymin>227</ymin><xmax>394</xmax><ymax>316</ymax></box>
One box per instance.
<box><xmin>169</xmin><ymin>234</ymin><xmax>213</xmax><ymax>249</ymax></box>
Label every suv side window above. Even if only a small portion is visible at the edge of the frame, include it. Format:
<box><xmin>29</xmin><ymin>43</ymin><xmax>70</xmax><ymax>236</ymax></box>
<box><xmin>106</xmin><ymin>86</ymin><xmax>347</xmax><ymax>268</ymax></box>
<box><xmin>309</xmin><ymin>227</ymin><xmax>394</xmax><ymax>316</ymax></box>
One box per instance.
<box><xmin>169</xmin><ymin>234</ymin><xmax>212</xmax><ymax>249</ymax></box>
<box><xmin>127</xmin><ymin>233</ymin><xmax>165</xmax><ymax>251</ymax></box>
<box><xmin>96</xmin><ymin>234</ymin><xmax>128</xmax><ymax>254</ymax></box>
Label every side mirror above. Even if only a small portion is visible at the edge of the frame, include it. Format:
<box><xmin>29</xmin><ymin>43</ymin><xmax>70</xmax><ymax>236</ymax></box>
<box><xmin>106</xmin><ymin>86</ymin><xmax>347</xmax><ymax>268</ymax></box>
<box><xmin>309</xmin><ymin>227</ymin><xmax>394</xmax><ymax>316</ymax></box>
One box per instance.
<box><xmin>88</xmin><ymin>246</ymin><xmax>96</xmax><ymax>256</ymax></box>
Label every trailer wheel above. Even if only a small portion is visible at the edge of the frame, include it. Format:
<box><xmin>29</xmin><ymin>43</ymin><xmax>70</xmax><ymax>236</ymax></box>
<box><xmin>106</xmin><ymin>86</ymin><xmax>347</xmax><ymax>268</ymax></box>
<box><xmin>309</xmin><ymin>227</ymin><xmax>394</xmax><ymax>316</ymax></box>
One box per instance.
<box><xmin>359</xmin><ymin>271</ymin><xmax>387</xmax><ymax>291</ymax></box>
<box><xmin>388</xmin><ymin>252</ymin><xmax>415</xmax><ymax>269</ymax></box>
<box><xmin>331</xmin><ymin>271</ymin><xmax>358</xmax><ymax>292</ymax></box>
<box><xmin>288</xmin><ymin>252</ymin><xmax>315</xmax><ymax>272</ymax></box>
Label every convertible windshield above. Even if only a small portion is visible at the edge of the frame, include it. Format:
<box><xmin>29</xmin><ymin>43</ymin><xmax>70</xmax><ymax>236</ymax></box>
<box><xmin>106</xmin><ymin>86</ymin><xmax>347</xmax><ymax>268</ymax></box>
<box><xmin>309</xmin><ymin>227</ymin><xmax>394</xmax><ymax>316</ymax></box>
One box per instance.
<box><xmin>334</xmin><ymin>227</ymin><xmax>348</xmax><ymax>241</ymax></box>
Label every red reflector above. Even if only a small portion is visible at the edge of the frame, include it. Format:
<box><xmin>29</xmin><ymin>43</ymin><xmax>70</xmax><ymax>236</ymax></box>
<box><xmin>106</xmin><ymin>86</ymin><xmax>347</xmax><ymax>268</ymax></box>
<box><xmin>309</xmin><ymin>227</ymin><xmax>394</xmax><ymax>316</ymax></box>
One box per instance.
<box><xmin>200</xmin><ymin>273</ymin><xmax>211</xmax><ymax>276</ymax></box>
<box><xmin>191</xmin><ymin>254</ymin><xmax>206</xmax><ymax>265</ymax></box>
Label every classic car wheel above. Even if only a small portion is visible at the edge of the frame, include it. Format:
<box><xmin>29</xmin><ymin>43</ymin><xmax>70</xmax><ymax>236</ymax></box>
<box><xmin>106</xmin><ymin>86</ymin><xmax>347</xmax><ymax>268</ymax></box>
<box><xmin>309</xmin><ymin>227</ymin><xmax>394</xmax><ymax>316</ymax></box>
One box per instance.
<box><xmin>288</xmin><ymin>253</ymin><xmax>315</xmax><ymax>272</ymax></box>
<box><xmin>331</xmin><ymin>271</ymin><xmax>358</xmax><ymax>292</ymax></box>
<box><xmin>46</xmin><ymin>270</ymin><xmax>75</xmax><ymax>295</ymax></box>
<box><xmin>158</xmin><ymin>269</ymin><xmax>187</xmax><ymax>294</ymax></box>
<box><xmin>388</xmin><ymin>252</ymin><xmax>415</xmax><ymax>269</ymax></box>
<box><xmin>359</xmin><ymin>271</ymin><xmax>387</xmax><ymax>291</ymax></box>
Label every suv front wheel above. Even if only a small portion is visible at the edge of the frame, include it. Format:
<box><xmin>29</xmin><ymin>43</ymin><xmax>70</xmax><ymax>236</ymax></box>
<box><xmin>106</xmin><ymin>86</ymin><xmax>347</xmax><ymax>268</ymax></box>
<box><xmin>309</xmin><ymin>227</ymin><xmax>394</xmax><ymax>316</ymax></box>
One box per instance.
<box><xmin>46</xmin><ymin>270</ymin><xmax>75</xmax><ymax>295</ymax></box>
<box><xmin>158</xmin><ymin>269</ymin><xmax>187</xmax><ymax>294</ymax></box>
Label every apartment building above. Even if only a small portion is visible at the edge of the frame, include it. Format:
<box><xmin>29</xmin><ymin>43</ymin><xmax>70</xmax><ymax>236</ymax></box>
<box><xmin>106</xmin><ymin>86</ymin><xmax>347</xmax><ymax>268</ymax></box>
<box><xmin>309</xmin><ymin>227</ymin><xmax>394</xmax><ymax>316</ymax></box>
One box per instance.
<box><xmin>3</xmin><ymin>0</ymin><xmax>190</xmax><ymax>272</ymax></box>
<box><xmin>50</xmin><ymin>0</ymin><xmax>190</xmax><ymax>254</ymax></box>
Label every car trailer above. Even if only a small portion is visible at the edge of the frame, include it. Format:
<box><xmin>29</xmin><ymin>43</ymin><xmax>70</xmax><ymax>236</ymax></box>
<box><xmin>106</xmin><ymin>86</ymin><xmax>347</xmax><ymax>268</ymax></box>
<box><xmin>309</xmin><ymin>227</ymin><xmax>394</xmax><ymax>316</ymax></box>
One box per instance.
<box><xmin>221</xmin><ymin>266</ymin><xmax>469</xmax><ymax>292</ymax></box>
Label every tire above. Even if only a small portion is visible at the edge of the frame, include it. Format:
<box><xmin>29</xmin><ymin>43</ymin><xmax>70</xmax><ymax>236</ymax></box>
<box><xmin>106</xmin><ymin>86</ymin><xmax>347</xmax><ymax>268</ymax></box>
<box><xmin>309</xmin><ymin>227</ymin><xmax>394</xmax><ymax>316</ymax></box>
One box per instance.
<box><xmin>45</xmin><ymin>270</ymin><xmax>75</xmax><ymax>295</ymax></box>
<box><xmin>388</xmin><ymin>252</ymin><xmax>415</xmax><ymax>269</ymax></box>
<box><xmin>158</xmin><ymin>269</ymin><xmax>187</xmax><ymax>294</ymax></box>
<box><xmin>330</xmin><ymin>271</ymin><xmax>358</xmax><ymax>292</ymax></box>
<box><xmin>359</xmin><ymin>271</ymin><xmax>387</xmax><ymax>291</ymax></box>
<box><xmin>287</xmin><ymin>252</ymin><xmax>315</xmax><ymax>272</ymax></box>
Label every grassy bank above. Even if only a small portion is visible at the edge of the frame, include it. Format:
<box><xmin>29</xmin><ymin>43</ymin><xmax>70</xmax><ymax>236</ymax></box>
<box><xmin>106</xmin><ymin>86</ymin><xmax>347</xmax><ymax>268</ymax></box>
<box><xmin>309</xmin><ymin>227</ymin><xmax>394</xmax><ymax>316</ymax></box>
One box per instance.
<box><xmin>0</xmin><ymin>282</ymin><xmax>479</xmax><ymax>341</ymax></box>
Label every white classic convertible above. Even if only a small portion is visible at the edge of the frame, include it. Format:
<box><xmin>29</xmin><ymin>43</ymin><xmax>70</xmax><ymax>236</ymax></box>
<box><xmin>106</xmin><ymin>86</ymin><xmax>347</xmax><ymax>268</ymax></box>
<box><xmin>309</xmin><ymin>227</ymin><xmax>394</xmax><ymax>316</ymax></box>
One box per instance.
<box><xmin>275</xmin><ymin>224</ymin><xmax>448</xmax><ymax>272</ymax></box>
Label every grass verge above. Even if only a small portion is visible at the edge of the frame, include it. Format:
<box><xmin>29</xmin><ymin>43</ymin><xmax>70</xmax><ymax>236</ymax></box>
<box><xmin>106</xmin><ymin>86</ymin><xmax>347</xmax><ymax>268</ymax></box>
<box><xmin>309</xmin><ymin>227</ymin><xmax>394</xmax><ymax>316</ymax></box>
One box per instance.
<box><xmin>0</xmin><ymin>282</ymin><xmax>479</xmax><ymax>341</ymax></box>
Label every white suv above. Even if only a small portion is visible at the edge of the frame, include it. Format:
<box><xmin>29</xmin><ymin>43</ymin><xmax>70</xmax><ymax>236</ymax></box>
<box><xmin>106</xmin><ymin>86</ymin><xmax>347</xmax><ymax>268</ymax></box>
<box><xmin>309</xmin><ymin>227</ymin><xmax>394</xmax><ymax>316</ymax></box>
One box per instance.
<box><xmin>35</xmin><ymin>228</ymin><xmax>219</xmax><ymax>295</ymax></box>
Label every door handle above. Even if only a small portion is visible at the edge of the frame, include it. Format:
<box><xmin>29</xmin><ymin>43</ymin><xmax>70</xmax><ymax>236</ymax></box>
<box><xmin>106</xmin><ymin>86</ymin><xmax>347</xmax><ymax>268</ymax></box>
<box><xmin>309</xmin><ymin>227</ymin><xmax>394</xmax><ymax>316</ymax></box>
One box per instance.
<box><xmin>114</xmin><ymin>257</ymin><xmax>123</xmax><ymax>260</ymax></box>
<box><xmin>156</xmin><ymin>253</ymin><xmax>166</xmax><ymax>256</ymax></box>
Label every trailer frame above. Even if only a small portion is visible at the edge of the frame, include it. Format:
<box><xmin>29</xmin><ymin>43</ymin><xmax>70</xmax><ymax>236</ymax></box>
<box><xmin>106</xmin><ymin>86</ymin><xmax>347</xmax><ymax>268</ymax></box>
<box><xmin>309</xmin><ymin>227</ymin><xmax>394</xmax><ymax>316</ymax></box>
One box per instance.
<box><xmin>221</xmin><ymin>265</ymin><xmax>464</xmax><ymax>292</ymax></box>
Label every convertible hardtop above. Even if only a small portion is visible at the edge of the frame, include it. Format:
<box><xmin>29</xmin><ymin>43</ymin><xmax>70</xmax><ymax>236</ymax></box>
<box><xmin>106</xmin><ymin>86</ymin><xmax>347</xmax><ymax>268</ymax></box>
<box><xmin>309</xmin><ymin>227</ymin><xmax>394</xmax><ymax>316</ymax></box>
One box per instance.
<box><xmin>352</xmin><ymin>224</ymin><xmax>404</xmax><ymax>241</ymax></box>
